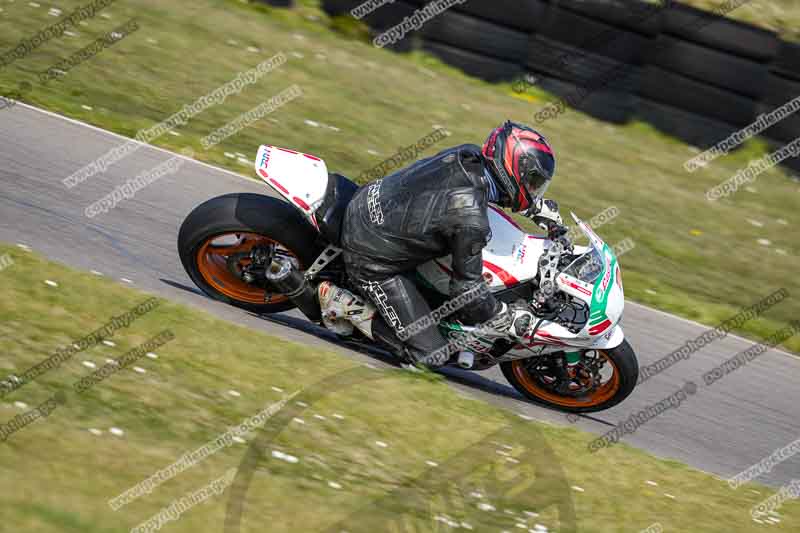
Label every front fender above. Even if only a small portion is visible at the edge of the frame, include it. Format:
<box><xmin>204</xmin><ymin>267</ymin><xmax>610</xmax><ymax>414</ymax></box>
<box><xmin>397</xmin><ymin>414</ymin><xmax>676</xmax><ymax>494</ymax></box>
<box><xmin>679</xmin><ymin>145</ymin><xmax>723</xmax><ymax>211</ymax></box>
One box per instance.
<box><xmin>587</xmin><ymin>325</ymin><xmax>625</xmax><ymax>350</ymax></box>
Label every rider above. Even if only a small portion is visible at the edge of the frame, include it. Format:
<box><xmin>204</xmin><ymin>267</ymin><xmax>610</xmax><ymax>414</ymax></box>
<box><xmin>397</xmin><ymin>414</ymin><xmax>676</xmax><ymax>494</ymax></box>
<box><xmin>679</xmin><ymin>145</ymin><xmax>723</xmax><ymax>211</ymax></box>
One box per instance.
<box><xmin>318</xmin><ymin>120</ymin><xmax>567</xmax><ymax>368</ymax></box>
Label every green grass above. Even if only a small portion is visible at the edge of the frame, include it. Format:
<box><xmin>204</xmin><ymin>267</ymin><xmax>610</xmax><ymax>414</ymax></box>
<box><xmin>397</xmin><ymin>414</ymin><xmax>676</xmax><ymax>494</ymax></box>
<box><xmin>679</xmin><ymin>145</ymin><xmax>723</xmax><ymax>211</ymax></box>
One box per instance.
<box><xmin>1</xmin><ymin>242</ymin><xmax>799</xmax><ymax>532</ymax></box>
<box><xmin>0</xmin><ymin>0</ymin><xmax>798</xmax><ymax>354</ymax></box>
<box><xmin>681</xmin><ymin>0</ymin><xmax>800</xmax><ymax>42</ymax></box>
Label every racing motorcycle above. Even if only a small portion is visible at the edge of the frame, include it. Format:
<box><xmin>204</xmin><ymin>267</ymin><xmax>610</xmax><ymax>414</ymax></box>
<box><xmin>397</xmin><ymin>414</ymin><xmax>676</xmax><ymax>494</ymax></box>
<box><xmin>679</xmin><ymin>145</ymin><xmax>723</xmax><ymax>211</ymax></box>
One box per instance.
<box><xmin>178</xmin><ymin>145</ymin><xmax>638</xmax><ymax>413</ymax></box>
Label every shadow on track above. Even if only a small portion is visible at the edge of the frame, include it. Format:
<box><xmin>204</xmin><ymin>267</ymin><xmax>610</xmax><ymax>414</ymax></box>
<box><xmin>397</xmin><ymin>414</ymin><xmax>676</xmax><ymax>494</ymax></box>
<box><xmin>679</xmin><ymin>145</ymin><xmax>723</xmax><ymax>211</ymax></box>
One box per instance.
<box><xmin>159</xmin><ymin>276</ymin><xmax>605</xmax><ymax>424</ymax></box>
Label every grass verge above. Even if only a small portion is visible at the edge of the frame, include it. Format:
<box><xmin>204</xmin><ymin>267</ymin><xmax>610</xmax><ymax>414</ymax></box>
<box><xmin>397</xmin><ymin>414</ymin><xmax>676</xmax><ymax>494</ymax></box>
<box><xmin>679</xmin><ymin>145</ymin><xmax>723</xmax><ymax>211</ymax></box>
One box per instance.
<box><xmin>680</xmin><ymin>0</ymin><xmax>800</xmax><ymax>42</ymax></box>
<box><xmin>0</xmin><ymin>0</ymin><xmax>797</xmax><ymax>353</ymax></box>
<box><xmin>1</xmin><ymin>243</ymin><xmax>799</xmax><ymax>532</ymax></box>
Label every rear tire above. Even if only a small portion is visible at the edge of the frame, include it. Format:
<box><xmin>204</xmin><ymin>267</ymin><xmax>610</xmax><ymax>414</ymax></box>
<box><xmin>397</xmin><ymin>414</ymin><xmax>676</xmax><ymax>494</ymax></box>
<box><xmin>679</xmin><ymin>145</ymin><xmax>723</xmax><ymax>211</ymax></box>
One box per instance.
<box><xmin>501</xmin><ymin>339</ymin><xmax>639</xmax><ymax>413</ymax></box>
<box><xmin>178</xmin><ymin>193</ymin><xmax>323</xmax><ymax>314</ymax></box>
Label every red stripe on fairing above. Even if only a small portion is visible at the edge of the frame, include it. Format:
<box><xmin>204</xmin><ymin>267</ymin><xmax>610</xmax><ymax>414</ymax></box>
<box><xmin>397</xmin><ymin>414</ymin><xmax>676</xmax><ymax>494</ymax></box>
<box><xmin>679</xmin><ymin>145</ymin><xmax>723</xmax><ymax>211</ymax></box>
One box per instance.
<box><xmin>589</xmin><ymin>319</ymin><xmax>612</xmax><ymax>336</ymax></box>
<box><xmin>293</xmin><ymin>197</ymin><xmax>311</xmax><ymax>211</ymax></box>
<box><xmin>488</xmin><ymin>205</ymin><xmax>522</xmax><ymax>230</ymax></box>
<box><xmin>521</xmin><ymin>331</ymin><xmax>566</xmax><ymax>346</ymax></box>
<box><xmin>258</xmin><ymin>168</ymin><xmax>269</xmax><ymax>179</ymax></box>
<box><xmin>535</xmin><ymin>331</ymin><xmax>567</xmax><ymax>345</ymax></box>
<box><xmin>303</xmin><ymin>154</ymin><xmax>321</xmax><ymax>161</ymax></box>
<box><xmin>482</xmin><ymin>260</ymin><xmax>519</xmax><ymax>287</ymax></box>
<box><xmin>276</xmin><ymin>147</ymin><xmax>298</xmax><ymax>154</ymax></box>
<box><xmin>269</xmin><ymin>178</ymin><xmax>289</xmax><ymax>195</ymax></box>
<box><xmin>562</xmin><ymin>278</ymin><xmax>592</xmax><ymax>296</ymax></box>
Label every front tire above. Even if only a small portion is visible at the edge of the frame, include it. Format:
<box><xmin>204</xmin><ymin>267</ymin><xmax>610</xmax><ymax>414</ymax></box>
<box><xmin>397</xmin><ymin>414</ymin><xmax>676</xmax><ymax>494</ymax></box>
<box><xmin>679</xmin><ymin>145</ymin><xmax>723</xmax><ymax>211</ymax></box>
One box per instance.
<box><xmin>178</xmin><ymin>193</ymin><xmax>323</xmax><ymax>314</ymax></box>
<box><xmin>501</xmin><ymin>340</ymin><xmax>639</xmax><ymax>413</ymax></box>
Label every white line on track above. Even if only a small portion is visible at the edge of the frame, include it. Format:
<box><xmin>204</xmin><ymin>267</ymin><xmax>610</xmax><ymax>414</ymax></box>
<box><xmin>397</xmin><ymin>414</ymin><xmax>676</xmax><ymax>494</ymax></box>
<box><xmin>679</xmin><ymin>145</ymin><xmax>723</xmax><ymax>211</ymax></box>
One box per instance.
<box><xmin>17</xmin><ymin>102</ymin><xmax>255</xmax><ymax>184</ymax></box>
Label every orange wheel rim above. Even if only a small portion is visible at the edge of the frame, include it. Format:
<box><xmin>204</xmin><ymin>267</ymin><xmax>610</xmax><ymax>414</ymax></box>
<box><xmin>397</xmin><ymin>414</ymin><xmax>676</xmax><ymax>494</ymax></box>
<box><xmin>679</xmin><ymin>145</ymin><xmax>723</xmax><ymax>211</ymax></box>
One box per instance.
<box><xmin>510</xmin><ymin>350</ymin><xmax>621</xmax><ymax>408</ymax></box>
<box><xmin>196</xmin><ymin>232</ymin><xmax>300</xmax><ymax>305</ymax></box>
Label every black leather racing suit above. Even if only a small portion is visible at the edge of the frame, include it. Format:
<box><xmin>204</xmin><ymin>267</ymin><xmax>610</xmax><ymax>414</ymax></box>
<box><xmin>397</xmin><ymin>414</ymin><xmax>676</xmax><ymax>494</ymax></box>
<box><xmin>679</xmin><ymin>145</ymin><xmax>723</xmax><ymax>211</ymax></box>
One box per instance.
<box><xmin>341</xmin><ymin>144</ymin><xmax>502</xmax><ymax>364</ymax></box>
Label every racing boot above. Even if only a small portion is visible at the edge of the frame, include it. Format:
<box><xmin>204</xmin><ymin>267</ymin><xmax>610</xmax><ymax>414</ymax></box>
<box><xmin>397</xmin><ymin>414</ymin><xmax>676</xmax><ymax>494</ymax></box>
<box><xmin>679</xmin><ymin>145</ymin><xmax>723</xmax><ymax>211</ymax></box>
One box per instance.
<box><xmin>317</xmin><ymin>282</ymin><xmax>377</xmax><ymax>338</ymax></box>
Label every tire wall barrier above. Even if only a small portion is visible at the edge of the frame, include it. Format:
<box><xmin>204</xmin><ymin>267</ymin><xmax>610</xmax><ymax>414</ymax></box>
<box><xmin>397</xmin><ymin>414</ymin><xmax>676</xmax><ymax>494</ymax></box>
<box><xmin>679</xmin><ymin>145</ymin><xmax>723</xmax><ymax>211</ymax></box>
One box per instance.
<box><xmin>773</xmin><ymin>42</ymin><xmax>800</xmax><ymax>82</ymax></box>
<box><xmin>321</xmin><ymin>0</ymin><xmax>800</xmax><ymax>160</ymax></box>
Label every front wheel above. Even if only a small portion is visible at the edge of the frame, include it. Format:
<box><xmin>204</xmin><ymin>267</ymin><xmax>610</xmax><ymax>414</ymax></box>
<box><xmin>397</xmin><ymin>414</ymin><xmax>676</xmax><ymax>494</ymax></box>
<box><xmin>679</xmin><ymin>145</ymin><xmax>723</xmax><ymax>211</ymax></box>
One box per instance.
<box><xmin>178</xmin><ymin>193</ymin><xmax>323</xmax><ymax>314</ymax></box>
<box><xmin>501</xmin><ymin>340</ymin><xmax>638</xmax><ymax>413</ymax></box>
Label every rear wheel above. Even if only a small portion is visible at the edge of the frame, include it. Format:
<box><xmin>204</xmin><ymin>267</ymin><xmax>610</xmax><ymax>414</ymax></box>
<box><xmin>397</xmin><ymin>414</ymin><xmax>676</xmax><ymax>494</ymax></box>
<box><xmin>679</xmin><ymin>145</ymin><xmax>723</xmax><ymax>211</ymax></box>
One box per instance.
<box><xmin>178</xmin><ymin>193</ymin><xmax>323</xmax><ymax>314</ymax></box>
<box><xmin>501</xmin><ymin>340</ymin><xmax>638</xmax><ymax>413</ymax></box>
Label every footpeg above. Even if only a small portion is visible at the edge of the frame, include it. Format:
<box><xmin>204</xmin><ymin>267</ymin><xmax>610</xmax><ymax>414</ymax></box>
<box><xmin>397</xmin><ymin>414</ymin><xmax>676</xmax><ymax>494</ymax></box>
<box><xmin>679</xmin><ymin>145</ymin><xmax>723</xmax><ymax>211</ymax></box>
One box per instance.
<box><xmin>457</xmin><ymin>351</ymin><xmax>475</xmax><ymax>369</ymax></box>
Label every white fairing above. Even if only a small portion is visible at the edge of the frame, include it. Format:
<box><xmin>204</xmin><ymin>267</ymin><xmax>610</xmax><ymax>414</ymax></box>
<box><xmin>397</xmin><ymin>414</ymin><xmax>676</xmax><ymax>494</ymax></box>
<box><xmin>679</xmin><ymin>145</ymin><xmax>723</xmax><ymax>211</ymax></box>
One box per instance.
<box><xmin>587</xmin><ymin>324</ymin><xmax>625</xmax><ymax>349</ymax></box>
<box><xmin>255</xmin><ymin>145</ymin><xmax>328</xmax><ymax>229</ymax></box>
<box><xmin>416</xmin><ymin>208</ymin><xmax>627</xmax><ymax>357</ymax></box>
<box><xmin>416</xmin><ymin>205</ymin><xmax>547</xmax><ymax>293</ymax></box>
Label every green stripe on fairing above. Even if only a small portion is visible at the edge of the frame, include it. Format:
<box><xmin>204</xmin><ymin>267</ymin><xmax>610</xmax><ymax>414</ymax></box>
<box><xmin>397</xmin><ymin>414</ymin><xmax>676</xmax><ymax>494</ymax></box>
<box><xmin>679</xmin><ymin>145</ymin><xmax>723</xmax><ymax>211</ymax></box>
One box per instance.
<box><xmin>590</xmin><ymin>310</ymin><xmax>605</xmax><ymax>322</ymax></box>
<box><xmin>589</xmin><ymin>243</ymin><xmax>617</xmax><ymax>323</ymax></box>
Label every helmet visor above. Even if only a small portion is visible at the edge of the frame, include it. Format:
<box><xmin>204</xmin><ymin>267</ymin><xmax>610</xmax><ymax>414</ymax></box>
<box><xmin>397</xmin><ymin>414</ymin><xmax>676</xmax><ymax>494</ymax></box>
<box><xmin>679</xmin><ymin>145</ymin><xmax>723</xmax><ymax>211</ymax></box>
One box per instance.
<box><xmin>524</xmin><ymin>177</ymin><xmax>550</xmax><ymax>204</ymax></box>
<box><xmin>522</xmin><ymin>157</ymin><xmax>554</xmax><ymax>203</ymax></box>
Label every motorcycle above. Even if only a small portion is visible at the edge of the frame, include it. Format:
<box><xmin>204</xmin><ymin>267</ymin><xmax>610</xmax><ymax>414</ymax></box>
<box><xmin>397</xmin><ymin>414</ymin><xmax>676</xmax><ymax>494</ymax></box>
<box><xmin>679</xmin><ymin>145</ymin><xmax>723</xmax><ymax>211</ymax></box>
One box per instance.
<box><xmin>178</xmin><ymin>145</ymin><xmax>639</xmax><ymax>413</ymax></box>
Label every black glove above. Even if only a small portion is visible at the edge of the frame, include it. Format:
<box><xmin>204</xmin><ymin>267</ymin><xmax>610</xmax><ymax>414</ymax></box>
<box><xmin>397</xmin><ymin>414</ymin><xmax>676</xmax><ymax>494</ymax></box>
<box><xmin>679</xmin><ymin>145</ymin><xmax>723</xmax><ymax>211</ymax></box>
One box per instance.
<box><xmin>547</xmin><ymin>222</ymin><xmax>568</xmax><ymax>240</ymax></box>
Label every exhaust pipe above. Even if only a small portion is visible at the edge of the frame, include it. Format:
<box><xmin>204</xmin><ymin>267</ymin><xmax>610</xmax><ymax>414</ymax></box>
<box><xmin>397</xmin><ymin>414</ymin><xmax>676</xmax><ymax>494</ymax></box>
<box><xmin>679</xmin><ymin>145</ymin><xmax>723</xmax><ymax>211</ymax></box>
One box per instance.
<box><xmin>266</xmin><ymin>256</ymin><xmax>322</xmax><ymax>322</ymax></box>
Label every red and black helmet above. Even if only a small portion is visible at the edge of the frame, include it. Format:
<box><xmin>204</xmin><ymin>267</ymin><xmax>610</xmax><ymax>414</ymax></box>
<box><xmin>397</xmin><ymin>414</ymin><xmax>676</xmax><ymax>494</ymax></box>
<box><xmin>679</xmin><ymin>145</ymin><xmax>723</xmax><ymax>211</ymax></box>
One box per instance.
<box><xmin>481</xmin><ymin>121</ymin><xmax>556</xmax><ymax>212</ymax></box>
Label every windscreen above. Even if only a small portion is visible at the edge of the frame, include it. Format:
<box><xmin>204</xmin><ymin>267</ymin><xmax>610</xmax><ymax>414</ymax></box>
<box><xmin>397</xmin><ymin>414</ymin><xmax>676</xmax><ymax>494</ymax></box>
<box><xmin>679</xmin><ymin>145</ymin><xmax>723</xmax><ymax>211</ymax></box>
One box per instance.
<box><xmin>563</xmin><ymin>247</ymin><xmax>604</xmax><ymax>285</ymax></box>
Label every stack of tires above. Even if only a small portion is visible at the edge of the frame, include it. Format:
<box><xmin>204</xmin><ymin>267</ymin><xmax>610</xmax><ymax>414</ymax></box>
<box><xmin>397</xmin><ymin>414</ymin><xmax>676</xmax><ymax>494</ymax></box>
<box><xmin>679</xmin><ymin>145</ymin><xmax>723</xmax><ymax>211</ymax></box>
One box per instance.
<box><xmin>526</xmin><ymin>0</ymin><xmax>659</xmax><ymax>124</ymax></box>
<box><xmin>413</xmin><ymin>0</ymin><xmax>545</xmax><ymax>82</ymax></box>
<box><xmin>637</xmin><ymin>2</ymin><xmax>777</xmax><ymax>145</ymax></box>
<box><xmin>322</xmin><ymin>0</ymin><xmax>542</xmax><ymax>79</ymax></box>
<box><xmin>322</xmin><ymin>0</ymin><xmax>419</xmax><ymax>52</ymax></box>
<box><xmin>763</xmin><ymin>41</ymin><xmax>800</xmax><ymax>168</ymax></box>
<box><xmin>319</xmin><ymin>0</ymin><xmax>800</xmax><ymax>173</ymax></box>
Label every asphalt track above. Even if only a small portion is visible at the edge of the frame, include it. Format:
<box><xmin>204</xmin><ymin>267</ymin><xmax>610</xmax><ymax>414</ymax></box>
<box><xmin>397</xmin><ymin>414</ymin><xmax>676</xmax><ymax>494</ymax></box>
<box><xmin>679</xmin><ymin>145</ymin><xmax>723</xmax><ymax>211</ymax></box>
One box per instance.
<box><xmin>1</xmin><ymin>103</ymin><xmax>798</xmax><ymax>489</ymax></box>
